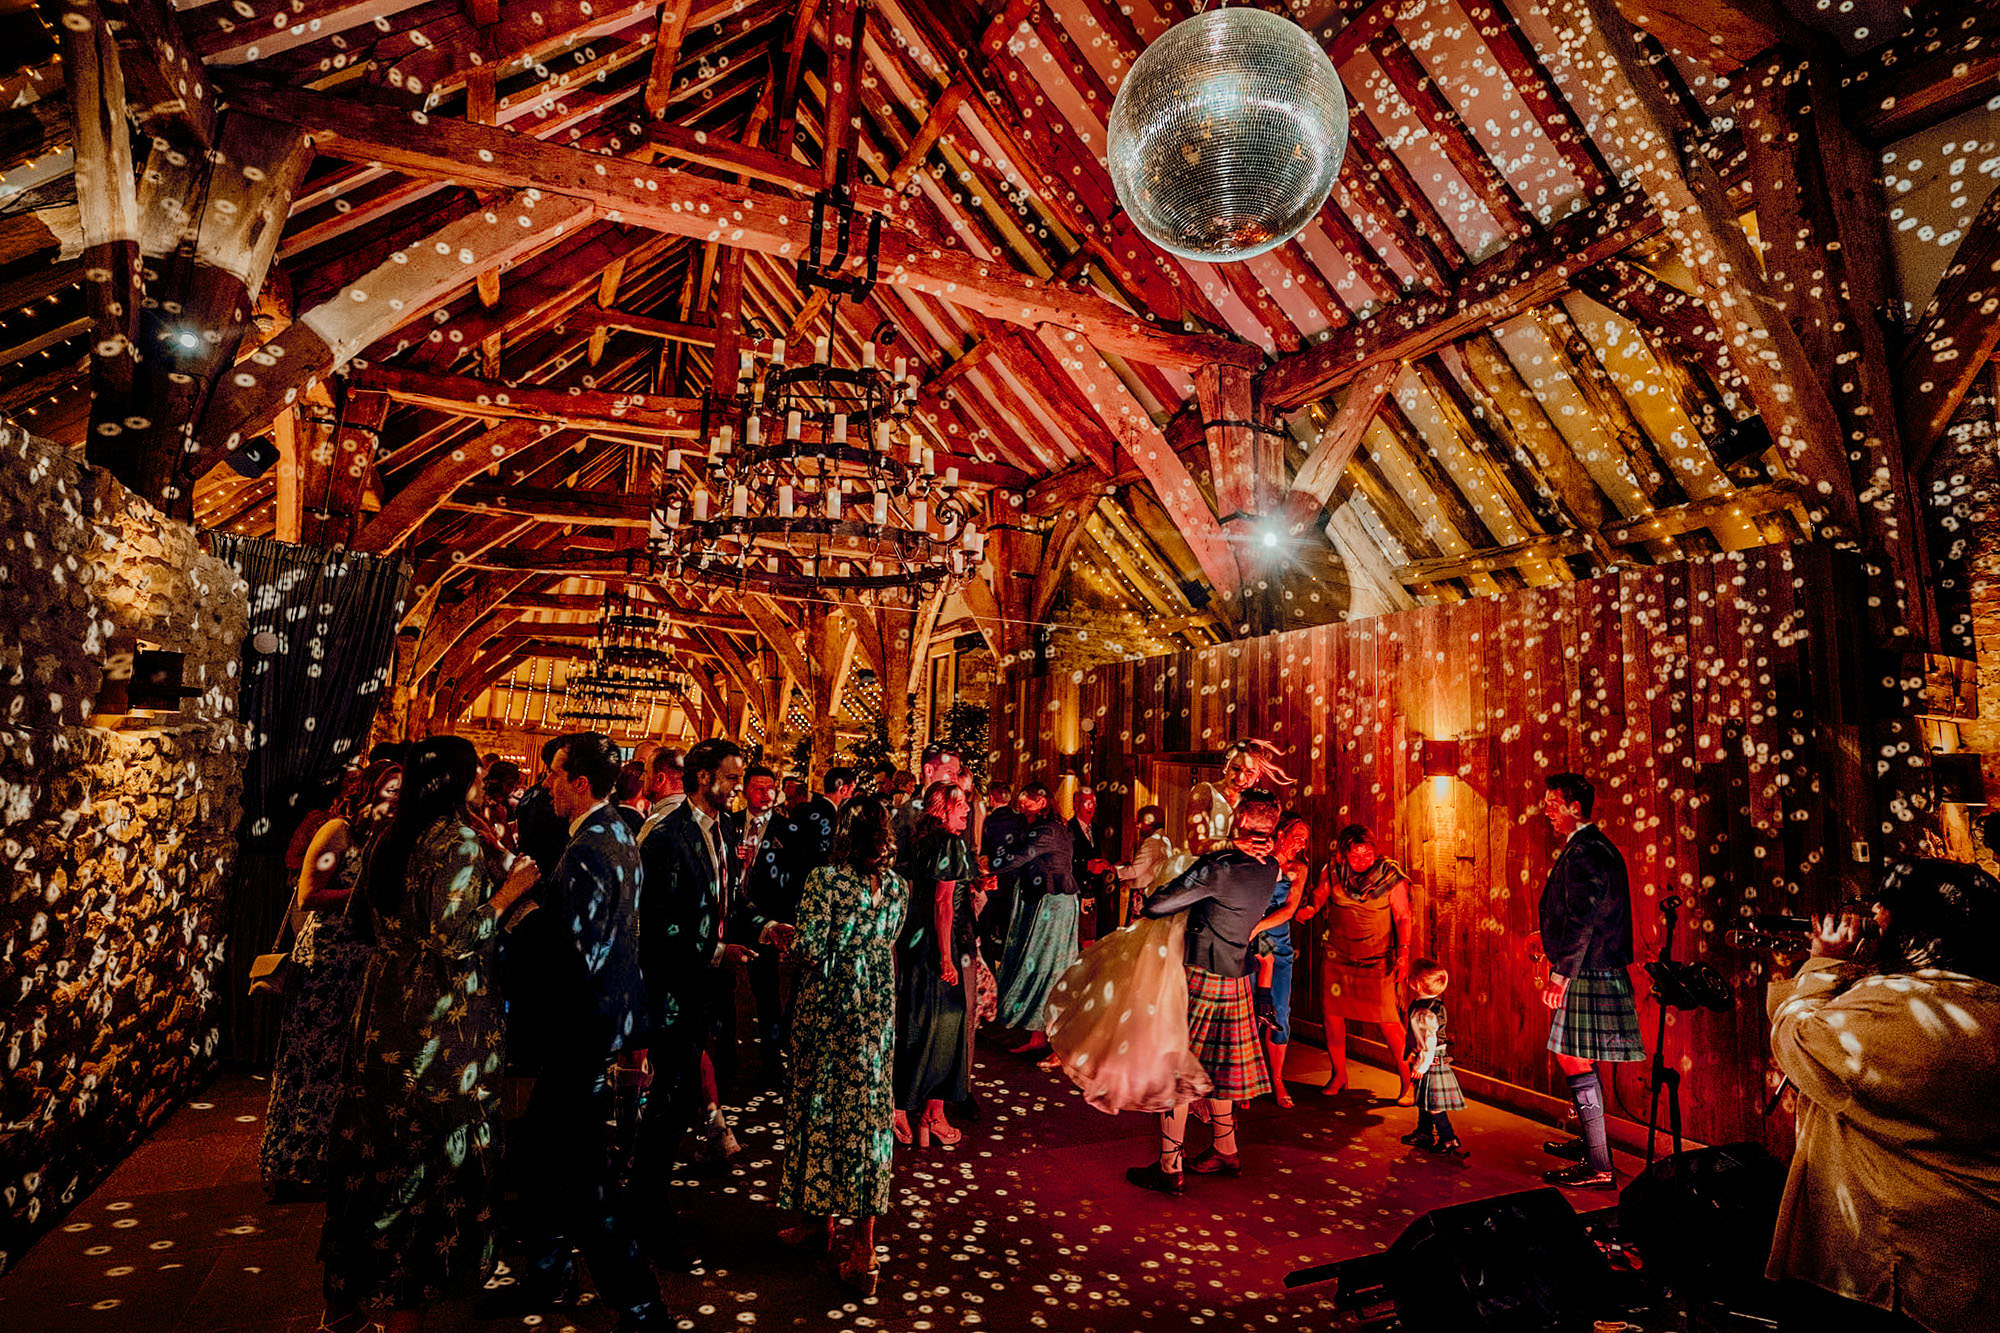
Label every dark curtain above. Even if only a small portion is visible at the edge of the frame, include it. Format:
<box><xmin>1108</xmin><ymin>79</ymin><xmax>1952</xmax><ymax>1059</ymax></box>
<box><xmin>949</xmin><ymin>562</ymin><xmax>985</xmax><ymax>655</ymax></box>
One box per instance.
<box><xmin>207</xmin><ymin>534</ymin><xmax>409</xmax><ymax>1061</ymax></box>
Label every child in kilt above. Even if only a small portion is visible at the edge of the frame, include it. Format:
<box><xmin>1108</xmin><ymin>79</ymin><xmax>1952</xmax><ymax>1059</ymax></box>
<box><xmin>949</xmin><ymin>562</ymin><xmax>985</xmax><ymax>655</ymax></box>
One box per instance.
<box><xmin>1398</xmin><ymin>960</ymin><xmax>1468</xmax><ymax>1158</ymax></box>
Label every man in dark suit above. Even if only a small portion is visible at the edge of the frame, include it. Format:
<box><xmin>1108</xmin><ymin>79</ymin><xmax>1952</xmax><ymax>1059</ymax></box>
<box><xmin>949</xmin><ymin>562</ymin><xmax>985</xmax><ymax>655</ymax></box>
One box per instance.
<box><xmin>498</xmin><ymin>734</ymin><xmax>575</xmax><ymax>1075</ymax></box>
<box><xmin>744</xmin><ymin>766</ymin><xmax>853</xmax><ymax>1077</ymax></box>
<box><xmin>639</xmin><ymin>738</ymin><xmax>790</xmax><ymax>1171</ymax></box>
<box><xmin>1534</xmin><ymin>770</ymin><xmax>1642</xmax><ymax>1190</ymax></box>
<box><xmin>977</xmin><ymin>778</ymin><xmax>1024</xmax><ymax>964</ymax></box>
<box><xmin>498</xmin><ymin>731</ymin><xmax>667</xmax><ymax>1331</ymax></box>
<box><xmin>1069</xmin><ymin>786</ymin><xmax>1115</xmax><ymax>943</ymax></box>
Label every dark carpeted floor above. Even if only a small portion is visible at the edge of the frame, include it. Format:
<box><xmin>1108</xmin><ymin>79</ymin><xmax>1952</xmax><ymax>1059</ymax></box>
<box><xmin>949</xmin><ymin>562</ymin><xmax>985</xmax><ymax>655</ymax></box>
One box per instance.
<box><xmin>0</xmin><ymin>1042</ymin><xmax>1643</xmax><ymax>1332</ymax></box>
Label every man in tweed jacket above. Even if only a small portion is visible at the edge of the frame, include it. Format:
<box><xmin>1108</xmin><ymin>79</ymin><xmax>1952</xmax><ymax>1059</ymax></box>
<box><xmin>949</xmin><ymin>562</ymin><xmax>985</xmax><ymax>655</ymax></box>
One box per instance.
<box><xmin>1536</xmin><ymin>771</ymin><xmax>1643</xmax><ymax>1189</ymax></box>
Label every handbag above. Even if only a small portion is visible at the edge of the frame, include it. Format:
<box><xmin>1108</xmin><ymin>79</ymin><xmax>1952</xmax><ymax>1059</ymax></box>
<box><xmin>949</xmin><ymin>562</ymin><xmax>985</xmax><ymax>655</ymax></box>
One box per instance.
<box><xmin>247</xmin><ymin>883</ymin><xmax>312</xmax><ymax>1000</ymax></box>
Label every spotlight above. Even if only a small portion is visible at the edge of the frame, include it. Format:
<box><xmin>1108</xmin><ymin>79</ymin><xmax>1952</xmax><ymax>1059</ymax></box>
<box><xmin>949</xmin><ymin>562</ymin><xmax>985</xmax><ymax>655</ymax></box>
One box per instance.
<box><xmin>1261</xmin><ymin>527</ymin><xmax>1280</xmax><ymax>549</ymax></box>
<box><xmin>224</xmin><ymin>434</ymin><xmax>282</xmax><ymax>479</ymax></box>
<box><xmin>169</xmin><ymin>328</ymin><xmax>202</xmax><ymax>352</ymax></box>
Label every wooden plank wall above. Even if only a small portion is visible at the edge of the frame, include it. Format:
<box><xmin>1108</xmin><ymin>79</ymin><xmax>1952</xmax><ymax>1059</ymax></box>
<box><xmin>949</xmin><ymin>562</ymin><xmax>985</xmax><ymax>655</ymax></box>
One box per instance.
<box><xmin>991</xmin><ymin>543</ymin><xmax>1877</xmax><ymax>1149</ymax></box>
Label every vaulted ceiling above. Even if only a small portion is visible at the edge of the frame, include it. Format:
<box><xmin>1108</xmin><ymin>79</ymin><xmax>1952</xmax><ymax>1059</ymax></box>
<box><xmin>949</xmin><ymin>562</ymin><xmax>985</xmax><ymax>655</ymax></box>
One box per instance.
<box><xmin>3</xmin><ymin>0</ymin><xmax>1996</xmax><ymax>745</ymax></box>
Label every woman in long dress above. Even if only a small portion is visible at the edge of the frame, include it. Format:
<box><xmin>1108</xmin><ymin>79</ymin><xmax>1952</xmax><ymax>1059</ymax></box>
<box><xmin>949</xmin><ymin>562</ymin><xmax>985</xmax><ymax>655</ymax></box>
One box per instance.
<box><xmin>260</xmin><ymin>760</ymin><xmax>399</xmax><ymax>1197</ymax></box>
<box><xmin>1296</xmin><ymin>823</ymin><xmax>1414</xmax><ymax>1103</ymax></box>
<box><xmin>779</xmin><ymin>794</ymin><xmax>908</xmax><ymax>1298</ymax></box>
<box><xmin>318</xmin><ymin>737</ymin><xmax>535</xmax><ymax>1333</ymax></box>
<box><xmin>892</xmin><ymin>782</ymin><xmax>978</xmax><ymax>1145</ymax></box>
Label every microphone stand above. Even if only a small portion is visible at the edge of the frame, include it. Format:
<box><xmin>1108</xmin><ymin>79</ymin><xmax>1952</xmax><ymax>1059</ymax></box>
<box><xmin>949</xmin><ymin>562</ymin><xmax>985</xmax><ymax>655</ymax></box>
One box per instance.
<box><xmin>1644</xmin><ymin>895</ymin><xmax>1683</xmax><ymax>1164</ymax></box>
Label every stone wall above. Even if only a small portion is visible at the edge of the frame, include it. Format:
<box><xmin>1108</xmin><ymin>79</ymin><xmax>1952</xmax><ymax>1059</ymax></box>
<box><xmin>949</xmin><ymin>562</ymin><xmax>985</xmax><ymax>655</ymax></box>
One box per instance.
<box><xmin>0</xmin><ymin>427</ymin><xmax>247</xmax><ymax>1274</ymax></box>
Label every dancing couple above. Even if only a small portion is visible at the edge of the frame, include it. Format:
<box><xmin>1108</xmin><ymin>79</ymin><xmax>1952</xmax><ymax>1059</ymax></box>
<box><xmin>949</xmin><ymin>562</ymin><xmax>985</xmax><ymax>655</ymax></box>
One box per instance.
<box><xmin>1044</xmin><ymin>772</ymin><xmax>1287</xmax><ymax>1196</ymax></box>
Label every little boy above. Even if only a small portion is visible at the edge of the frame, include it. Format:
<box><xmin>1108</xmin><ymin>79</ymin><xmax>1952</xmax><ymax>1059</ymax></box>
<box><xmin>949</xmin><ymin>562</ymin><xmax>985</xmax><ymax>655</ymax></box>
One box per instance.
<box><xmin>1399</xmin><ymin>960</ymin><xmax>1469</xmax><ymax>1158</ymax></box>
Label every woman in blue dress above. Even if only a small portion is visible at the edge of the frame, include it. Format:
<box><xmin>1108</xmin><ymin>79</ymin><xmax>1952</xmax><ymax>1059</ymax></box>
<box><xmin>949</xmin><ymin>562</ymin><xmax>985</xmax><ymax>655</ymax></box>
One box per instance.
<box><xmin>1250</xmin><ymin>813</ymin><xmax>1312</xmax><ymax>1108</ymax></box>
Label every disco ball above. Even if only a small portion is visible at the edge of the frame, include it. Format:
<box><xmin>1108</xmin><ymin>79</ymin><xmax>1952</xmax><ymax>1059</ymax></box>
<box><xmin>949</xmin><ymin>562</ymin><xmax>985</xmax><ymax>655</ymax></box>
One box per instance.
<box><xmin>1107</xmin><ymin>8</ymin><xmax>1349</xmax><ymax>263</ymax></box>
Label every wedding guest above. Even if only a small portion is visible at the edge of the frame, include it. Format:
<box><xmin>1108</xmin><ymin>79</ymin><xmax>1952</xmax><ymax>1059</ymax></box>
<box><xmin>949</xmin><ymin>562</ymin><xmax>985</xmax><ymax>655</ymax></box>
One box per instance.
<box><xmin>1399</xmin><ymin>961</ymin><xmax>1468</xmax><ymax>1158</ymax></box>
<box><xmin>319</xmin><ymin>737</ymin><xmax>537</xmax><ymax>1333</ymax></box>
<box><xmin>1767</xmin><ymin>858</ymin><xmax>2000</xmax><ymax>1333</ymax></box>
<box><xmin>1111</xmin><ymin>805</ymin><xmax>1175</xmax><ymax>926</ymax></box>
<box><xmin>614</xmin><ymin>759</ymin><xmax>647</xmax><ymax>833</ymax></box>
<box><xmin>893</xmin><ymin>782</ymin><xmax>978</xmax><ymax>1146</ymax></box>
<box><xmin>977</xmin><ymin>779</ymin><xmax>1026</xmax><ymax>964</ymax></box>
<box><xmin>1249</xmin><ymin>811</ymin><xmax>1310</xmax><ymax>1109</ymax></box>
<box><xmin>638</xmin><ymin>747</ymin><xmax>685</xmax><ymax>841</ymax></box>
<box><xmin>496</xmin><ymin>731</ymin><xmax>666</xmax><ymax>1329</ymax></box>
<box><xmin>1069</xmin><ymin>788</ymin><xmax>1114</xmax><ymax>943</ymax></box>
<box><xmin>1534</xmin><ymin>773</ymin><xmax>1643</xmax><ymax>1188</ymax></box>
<box><xmin>1296</xmin><ymin>824</ymin><xmax>1414</xmax><ymax>1103</ymax></box>
<box><xmin>778</xmin><ymin>795</ymin><xmax>908</xmax><ymax>1297</ymax></box>
<box><xmin>1187</xmin><ymin>739</ymin><xmax>1294</xmax><ymax>854</ymax></box>
<box><xmin>748</xmin><ymin>767</ymin><xmax>853</xmax><ymax>1077</ymax></box>
<box><xmin>261</xmin><ymin>761</ymin><xmax>399</xmax><ymax>1197</ymax></box>
<box><xmin>991</xmin><ymin>785</ymin><xmax>1078</xmax><ymax>1060</ymax></box>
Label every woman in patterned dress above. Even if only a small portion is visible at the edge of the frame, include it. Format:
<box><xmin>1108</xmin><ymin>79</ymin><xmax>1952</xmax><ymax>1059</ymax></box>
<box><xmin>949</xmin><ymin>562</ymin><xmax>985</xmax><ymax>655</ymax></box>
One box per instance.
<box><xmin>259</xmin><ymin>760</ymin><xmax>400</xmax><ymax>1197</ymax></box>
<box><xmin>778</xmin><ymin>794</ymin><xmax>908</xmax><ymax>1297</ymax></box>
<box><xmin>892</xmin><ymin>782</ymin><xmax>979</xmax><ymax>1145</ymax></box>
<box><xmin>1296</xmin><ymin>824</ymin><xmax>1415</xmax><ymax>1103</ymax></box>
<box><xmin>318</xmin><ymin>737</ymin><xmax>536</xmax><ymax>1333</ymax></box>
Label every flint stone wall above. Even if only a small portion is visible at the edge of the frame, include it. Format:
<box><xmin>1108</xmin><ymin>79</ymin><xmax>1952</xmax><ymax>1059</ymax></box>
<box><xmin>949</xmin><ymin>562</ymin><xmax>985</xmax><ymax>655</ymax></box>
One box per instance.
<box><xmin>0</xmin><ymin>427</ymin><xmax>247</xmax><ymax>1274</ymax></box>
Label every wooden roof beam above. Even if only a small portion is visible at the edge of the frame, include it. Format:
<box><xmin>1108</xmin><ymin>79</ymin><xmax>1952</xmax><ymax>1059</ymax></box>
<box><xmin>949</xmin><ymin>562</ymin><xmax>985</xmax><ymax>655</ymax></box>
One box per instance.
<box><xmin>219</xmin><ymin>78</ymin><xmax>1259</xmax><ymax>366</ymax></box>
<box><xmin>1554</xmin><ymin>0</ymin><xmax>1861</xmax><ymax>543</ymax></box>
<box><xmin>1260</xmin><ymin>183</ymin><xmax>1659</xmax><ymax>409</ymax></box>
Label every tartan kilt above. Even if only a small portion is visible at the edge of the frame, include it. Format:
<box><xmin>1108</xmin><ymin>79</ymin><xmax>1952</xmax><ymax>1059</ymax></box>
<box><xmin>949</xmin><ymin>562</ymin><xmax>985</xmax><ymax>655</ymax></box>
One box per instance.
<box><xmin>1547</xmin><ymin>968</ymin><xmax>1646</xmax><ymax>1061</ymax></box>
<box><xmin>1185</xmin><ymin>967</ymin><xmax>1271</xmax><ymax>1101</ymax></box>
<box><xmin>1417</xmin><ymin>1064</ymin><xmax>1465</xmax><ymax>1112</ymax></box>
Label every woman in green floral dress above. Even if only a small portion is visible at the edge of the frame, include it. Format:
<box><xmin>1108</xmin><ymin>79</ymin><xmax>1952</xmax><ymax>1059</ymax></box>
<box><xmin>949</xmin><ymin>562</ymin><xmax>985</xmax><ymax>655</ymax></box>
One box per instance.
<box><xmin>777</xmin><ymin>793</ymin><xmax>907</xmax><ymax>1296</ymax></box>
<box><xmin>318</xmin><ymin>736</ymin><xmax>537</xmax><ymax>1333</ymax></box>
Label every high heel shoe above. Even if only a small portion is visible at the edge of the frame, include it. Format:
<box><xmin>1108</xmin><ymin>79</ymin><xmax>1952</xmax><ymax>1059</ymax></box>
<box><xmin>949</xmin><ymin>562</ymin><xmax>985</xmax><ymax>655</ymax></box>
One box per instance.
<box><xmin>834</xmin><ymin>1256</ymin><xmax>879</xmax><ymax>1298</ymax></box>
<box><xmin>916</xmin><ymin>1110</ymin><xmax>962</xmax><ymax>1147</ymax></box>
<box><xmin>891</xmin><ymin>1110</ymin><xmax>912</xmax><ymax>1145</ymax></box>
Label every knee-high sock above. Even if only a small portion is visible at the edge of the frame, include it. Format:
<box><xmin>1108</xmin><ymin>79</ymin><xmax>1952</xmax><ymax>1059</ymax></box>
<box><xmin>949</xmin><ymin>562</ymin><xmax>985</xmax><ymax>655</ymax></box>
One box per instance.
<box><xmin>1208</xmin><ymin>1100</ymin><xmax>1238</xmax><ymax>1157</ymax></box>
<box><xmin>1566</xmin><ymin>1069</ymin><xmax>1611</xmax><ymax>1171</ymax></box>
<box><xmin>1159</xmin><ymin>1104</ymin><xmax>1189</xmax><ymax>1173</ymax></box>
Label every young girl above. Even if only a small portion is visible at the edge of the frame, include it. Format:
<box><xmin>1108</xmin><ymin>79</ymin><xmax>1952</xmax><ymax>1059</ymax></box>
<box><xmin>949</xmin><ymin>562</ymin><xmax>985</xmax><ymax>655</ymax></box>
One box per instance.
<box><xmin>1400</xmin><ymin>960</ymin><xmax>1469</xmax><ymax>1158</ymax></box>
<box><xmin>1250</xmin><ymin>812</ymin><xmax>1311</xmax><ymax>1108</ymax></box>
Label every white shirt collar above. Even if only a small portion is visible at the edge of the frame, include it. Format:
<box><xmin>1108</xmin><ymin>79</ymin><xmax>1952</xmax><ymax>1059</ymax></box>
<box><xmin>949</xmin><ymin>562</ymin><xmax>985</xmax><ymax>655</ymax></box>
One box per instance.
<box><xmin>1565</xmin><ymin>820</ymin><xmax>1596</xmax><ymax>844</ymax></box>
<box><xmin>568</xmin><ymin>799</ymin><xmax>608</xmax><ymax>838</ymax></box>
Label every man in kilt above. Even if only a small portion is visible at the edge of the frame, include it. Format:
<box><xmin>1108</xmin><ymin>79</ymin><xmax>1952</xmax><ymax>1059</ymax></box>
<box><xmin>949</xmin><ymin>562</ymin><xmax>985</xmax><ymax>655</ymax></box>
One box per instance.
<box><xmin>1536</xmin><ymin>771</ymin><xmax>1644</xmax><ymax>1188</ymax></box>
<box><xmin>1125</xmin><ymin>790</ymin><xmax>1283</xmax><ymax>1196</ymax></box>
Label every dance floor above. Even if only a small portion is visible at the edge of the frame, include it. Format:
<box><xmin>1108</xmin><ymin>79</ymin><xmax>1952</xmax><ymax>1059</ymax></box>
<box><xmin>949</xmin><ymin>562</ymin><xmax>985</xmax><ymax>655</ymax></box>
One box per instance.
<box><xmin>0</xmin><ymin>1045</ymin><xmax>1640</xmax><ymax>1332</ymax></box>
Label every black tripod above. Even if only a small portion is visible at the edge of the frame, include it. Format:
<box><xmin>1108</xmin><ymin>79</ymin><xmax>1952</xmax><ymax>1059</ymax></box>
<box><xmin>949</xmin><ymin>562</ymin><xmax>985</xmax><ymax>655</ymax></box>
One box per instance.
<box><xmin>1641</xmin><ymin>895</ymin><xmax>1735</xmax><ymax>1162</ymax></box>
<box><xmin>1645</xmin><ymin>896</ymin><xmax>1685</xmax><ymax>1164</ymax></box>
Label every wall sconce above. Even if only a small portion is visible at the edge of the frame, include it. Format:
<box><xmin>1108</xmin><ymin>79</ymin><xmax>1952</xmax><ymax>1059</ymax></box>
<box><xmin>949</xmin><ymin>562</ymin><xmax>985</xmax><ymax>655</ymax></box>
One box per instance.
<box><xmin>1420</xmin><ymin>737</ymin><xmax>1459</xmax><ymax>783</ymax></box>
<box><xmin>95</xmin><ymin>638</ymin><xmax>198</xmax><ymax>724</ymax></box>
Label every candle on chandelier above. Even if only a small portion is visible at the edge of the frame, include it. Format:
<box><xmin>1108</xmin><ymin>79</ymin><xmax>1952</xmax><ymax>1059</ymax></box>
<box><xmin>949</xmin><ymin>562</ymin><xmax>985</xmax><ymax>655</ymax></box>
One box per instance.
<box><xmin>862</xmin><ymin>341</ymin><xmax>876</xmax><ymax>369</ymax></box>
<box><xmin>913</xmin><ymin>499</ymin><xmax>928</xmax><ymax>531</ymax></box>
<box><xmin>778</xmin><ymin>484</ymin><xmax>794</xmax><ymax>518</ymax></box>
<box><xmin>666</xmin><ymin>448</ymin><xmax>682</xmax><ymax>472</ymax></box>
<box><xmin>945</xmin><ymin>465</ymin><xmax>960</xmax><ymax>487</ymax></box>
<box><xmin>894</xmin><ymin>356</ymin><xmax>908</xmax><ymax>382</ymax></box>
<box><xmin>786</xmin><ymin>410</ymin><xmax>802</xmax><ymax>441</ymax></box>
<box><xmin>733</xmin><ymin>485</ymin><xmax>749</xmax><ymax>517</ymax></box>
<box><xmin>907</xmin><ymin>437</ymin><xmax>922</xmax><ymax>466</ymax></box>
<box><xmin>746</xmin><ymin>416</ymin><xmax>761</xmax><ymax>447</ymax></box>
<box><xmin>667</xmin><ymin>502</ymin><xmax>683</xmax><ymax>528</ymax></box>
<box><xmin>814</xmin><ymin>336</ymin><xmax>829</xmax><ymax>364</ymax></box>
<box><xmin>752</xmin><ymin>375</ymin><xmax>766</xmax><ymax>407</ymax></box>
<box><xmin>772</xmin><ymin>338</ymin><xmax>787</xmax><ymax>365</ymax></box>
<box><xmin>714</xmin><ymin>426</ymin><xmax>733</xmax><ymax>457</ymax></box>
<box><xmin>826</xmin><ymin>486</ymin><xmax>842</xmax><ymax>520</ymax></box>
<box><xmin>739</xmin><ymin>349</ymin><xmax>754</xmax><ymax>378</ymax></box>
<box><xmin>873</xmin><ymin>491</ymin><xmax>889</xmax><ymax>526</ymax></box>
<box><xmin>693</xmin><ymin>490</ymin><xmax>710</xmax><ymax>521</ymax></box>
<box><xmin>874</xmin><ymin>420</ymin><xmax>891</xmax><ymax>452</ymax></box>
<box><xmin>923</xmin><ymin>448</ymin><xmax>936</xmax><ymax>476</ymax></box>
